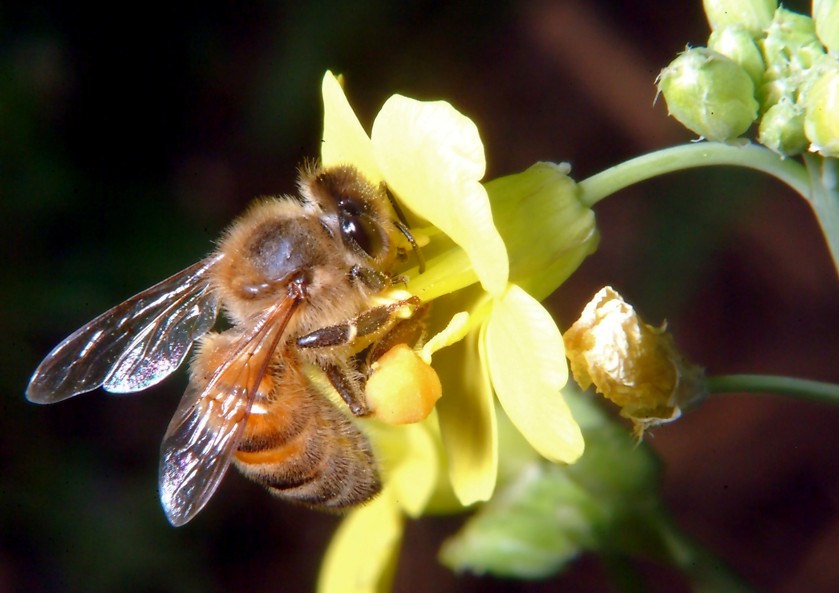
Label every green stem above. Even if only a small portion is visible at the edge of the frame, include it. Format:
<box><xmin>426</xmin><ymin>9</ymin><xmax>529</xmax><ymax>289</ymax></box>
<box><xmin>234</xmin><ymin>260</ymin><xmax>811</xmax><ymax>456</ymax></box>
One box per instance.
<box><xmin>601</xmin><ymin>554</ymin><xmax>648</xmax><ymax>593</ymax></box>
<box><xmin>578</xmin><ymin>142</ymin><xmax>839</xmax><ymax>277</ymax></box>
<box><xmin>650</xmin><ymin>512</ymin><xmax>758</xmax><ymax>593</ymax></box>
<box><xmin>802</xmin><ymin>154</ymin><xmax>839</xmax><ymax>277</ymax></box>
<box><xmin>707</xmin><ymin>374</ymin><xmax>839</xmax><ymax>406</ymax></box>
<box><xmin>578</xmin><ymin>142</ymin><xmax>810</xmax><ymax>207</ymax></box>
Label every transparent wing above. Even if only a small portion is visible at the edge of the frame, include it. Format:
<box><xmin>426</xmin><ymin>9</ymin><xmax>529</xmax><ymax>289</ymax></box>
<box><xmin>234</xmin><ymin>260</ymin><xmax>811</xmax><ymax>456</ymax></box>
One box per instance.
<box><xmin>26</xmin><ymin>254</ymin><xmax>224</xmax><ymax>404</ymax></box>
<box><xmin>159</xmin><ymin>295</ymin><xmax>300</xmax><ymax>526</ymax></box>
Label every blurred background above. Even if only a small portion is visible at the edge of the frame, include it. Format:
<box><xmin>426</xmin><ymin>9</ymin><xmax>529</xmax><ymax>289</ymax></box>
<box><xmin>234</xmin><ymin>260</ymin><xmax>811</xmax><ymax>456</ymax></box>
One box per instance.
<box><xmin>4</xmin><ymin>0</ymin><xmax>839</xmax><ymax>591</ymax></box>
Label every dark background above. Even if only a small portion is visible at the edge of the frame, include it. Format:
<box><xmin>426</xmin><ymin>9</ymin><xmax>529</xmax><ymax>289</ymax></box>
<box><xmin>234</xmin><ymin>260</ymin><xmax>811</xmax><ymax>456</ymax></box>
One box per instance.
<box><xmin>4</xmin><ymin>0</ymin><xmax>839</xmax><ymax>592</ymax></box>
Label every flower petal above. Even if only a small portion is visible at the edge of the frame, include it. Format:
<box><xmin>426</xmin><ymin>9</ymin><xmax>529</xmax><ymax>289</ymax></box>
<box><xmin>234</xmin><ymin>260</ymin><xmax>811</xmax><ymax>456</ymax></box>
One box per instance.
<box><xmin>320</xmin><ymin>72</ymin><xmax>382</xmax><ymax>183</ymax></box>
<box><xmin>372</xmin><ymin>95</ymin><xmax>508</xmax><ymax>295</ymax></box>
<box><xmin>369</xmin><ymin>418</ymin><xmax>440</xmax><ymax>517</ymax></box>
<box><xmin>485</xmin><ymin>285</ymin><xmax>584</xmax><ymax>464</ymax></box>
<box><xmin>435</xmin><ymin>302</ymin><xmax>498</xmax><ymax>504</ymax></box>
<box><xmin>318</xmin><ymin>489</ymin><xmax>403</xmax><ymax>593</ymax></box>
<box><xmin>392</xmin><ymin>424</ymin><xmax>439</xmax><ymax>517</ymax></box>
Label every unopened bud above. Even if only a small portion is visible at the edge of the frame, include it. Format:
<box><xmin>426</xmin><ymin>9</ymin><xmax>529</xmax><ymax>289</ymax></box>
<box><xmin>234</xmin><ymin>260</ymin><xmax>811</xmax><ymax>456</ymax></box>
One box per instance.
<box><xmin>813</xmin><ymin>0</ymin><xmax>839</xmax><ymax>54</ymax></box>
<box><xmin>708</xmin><ymin>26</ymin><xmax>766</xmax><ymax>86</ymax></box>
<box><xmin>703</xmin><ymin>0</ymin><xmax>777</xmax><ymax>35</ymax></box>
<box><xmin>757</xmin><ymin>77</ymin><xmax>795</xmax><ymax>112</ymax></box>
<box><xmin>758</xmin><ymin>98</ymin><xmax>807</xmax><ymax>156</ymax></box>
<box><xmin>805</xmin><ymin>61</ymin><xmax>839</xmax><ymax>157</ymax></box>
<box><xmin>658</xmin><ymin>48</ymin><xmax>758</xmax><ymax>141</ymax></box>
<box><xmin>762</xmin><ymin>8</ymin><xmax>825</xmax><ymax>83</ymax></box>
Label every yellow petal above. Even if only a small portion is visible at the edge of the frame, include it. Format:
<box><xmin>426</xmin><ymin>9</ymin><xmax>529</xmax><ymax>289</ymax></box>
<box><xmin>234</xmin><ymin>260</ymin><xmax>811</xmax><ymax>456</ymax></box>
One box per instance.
<box><xmin>371</xmin><ymin>95</ymin><xmax>508</xmax><ymax>295</ymax></box>
<box><xmin>485</xmin><ymin>285</ymin><xmax>584</xmax><ymax>464</ymax></box>
<box><xmin>320</xmin><ymin>72</ymin><xmax>383</xmax><ymax>183</ymax></box>
<box><xmin>391</xmin><ymin>421</ymin><xmax>440</xmax><ymax>517</ymax></box>
<box><xmin>318</xmin><ymin>489</ymin><xmax>403</xmax><ymax>593</ymax></box>
<box><xmin>435</xmin><ymin>301</ymin><xmax>498</xmax><ymax>504</ymax></box>
<box><xmin>373</xmin><ymin>418</ymin><xmax>440</xmax><ymax>517</ymax></box>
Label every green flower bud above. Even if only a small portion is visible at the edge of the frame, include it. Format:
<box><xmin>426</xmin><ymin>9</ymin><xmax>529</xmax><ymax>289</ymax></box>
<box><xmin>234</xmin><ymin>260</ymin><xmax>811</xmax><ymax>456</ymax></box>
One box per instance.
<box><xmin>762</xmin><ymin>7</ymin><xmax>826</xmax><ymax>83</ymax></box>
<box><xmin>657</xmin><ymin>48</ymin><xmax>759</xmax><ymax>141</ymax></box>
<box><xmin>758</xmin><ymin>98</ymin><xmax>807</xmax><ymax>156</ymax></box>
<box><xmin>757</xmin><ymin>77</ymin><xmax>795</xmax><ymax>112</ymax></box>
<box><xmin>804</xmin><ymin>62</ymin><xmax>839</xmax><ymax>156</ymax></box>
<box><xmin>703</xmin><ymin>0</ymin><xmax>777</xmax><ymax>35</ymax></box>
<box><xmin>813</xmin><ymin>0</ymin><xmax>839</xmax><ymax>53</ymax></box>
<box><xmin>708</xmin><ymin>26</ymin><xmax>766</xmax><ymax>86</ymax></box>
<box><xmin>485</xmin><ymin>162</ymin><xmax>599</xmax><ymax>301</ymax></box>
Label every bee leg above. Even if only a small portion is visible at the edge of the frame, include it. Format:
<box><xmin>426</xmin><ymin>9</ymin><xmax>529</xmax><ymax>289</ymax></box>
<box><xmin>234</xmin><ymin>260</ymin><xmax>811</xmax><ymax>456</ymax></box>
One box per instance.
<box><xmin>322</xmin><ymin>362</ymin><xmax>369</xmax><ymax>416</ymax></box>
<box><xmin>296</xmin><ymin>297</ymin><xmax>421</xmax><ymax>349</ymax></box>
<box><xmin>349</xmin><ymin>265</ymin><xmax>391</xmax><ymax>291</ymax></box>
<box><xmin>364</xmin><ymin>303</ymin><xmax>429</xmax><ymax>365</ymax></box>
<box><xmin>297</xmin><ymin>297</ymin><xmax>426</xmax><ymax>418</ymax></box>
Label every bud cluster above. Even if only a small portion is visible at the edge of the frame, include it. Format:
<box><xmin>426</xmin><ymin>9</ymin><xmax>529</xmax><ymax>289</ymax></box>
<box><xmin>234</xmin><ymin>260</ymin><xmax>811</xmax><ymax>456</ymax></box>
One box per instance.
<box><xmin>657</xmin><ymin>0</ymin><xmax>839</xmax><ymax>157</ymax></box>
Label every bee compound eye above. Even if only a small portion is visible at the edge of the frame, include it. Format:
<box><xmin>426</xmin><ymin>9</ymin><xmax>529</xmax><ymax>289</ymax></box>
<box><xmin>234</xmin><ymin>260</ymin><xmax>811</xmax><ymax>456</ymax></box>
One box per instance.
<box><xmin>339</xmin><ymin>199</ymin><xmax>384</xmax><ymax>258</ymax></box>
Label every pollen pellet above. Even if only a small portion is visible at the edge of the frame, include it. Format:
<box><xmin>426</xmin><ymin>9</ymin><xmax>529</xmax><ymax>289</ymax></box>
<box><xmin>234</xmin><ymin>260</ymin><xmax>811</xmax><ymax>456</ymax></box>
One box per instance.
<box><xmin>366</xmin><ymin>344</ymin><xmax>442</xmax><ymax>425</ymax></box>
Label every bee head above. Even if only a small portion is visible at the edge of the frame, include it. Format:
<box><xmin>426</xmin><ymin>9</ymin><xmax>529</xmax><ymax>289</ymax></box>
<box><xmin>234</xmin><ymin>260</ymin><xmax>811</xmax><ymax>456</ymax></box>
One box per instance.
<box><xmin>302</xmin><ymin>165</ymin><xmax>399</xmax><ymax>267</ymax></box>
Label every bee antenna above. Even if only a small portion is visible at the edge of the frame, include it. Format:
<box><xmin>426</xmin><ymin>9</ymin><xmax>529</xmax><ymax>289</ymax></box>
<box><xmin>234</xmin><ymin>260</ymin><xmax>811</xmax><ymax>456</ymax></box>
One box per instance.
<box><xmin>385</xmin><ymin>188</ymin><xmax>425</xmax><ymax>274</ymax></box>
<box><xmin>394</xmin><ymin>220</ymin><xmax>425</xmax><ymax>274</ymax></box>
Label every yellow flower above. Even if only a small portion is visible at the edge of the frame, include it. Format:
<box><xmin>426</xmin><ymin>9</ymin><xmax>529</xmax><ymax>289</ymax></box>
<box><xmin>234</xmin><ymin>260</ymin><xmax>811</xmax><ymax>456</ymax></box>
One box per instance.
<box><xmin>563</xmin><ymin>286</ymin><xmax>707</xmax><ymax>438</ymax></box>
<box><xmin>317</xmin><ymin>72</ymin><xmax>594</xmax><ymax>593</ymax></box>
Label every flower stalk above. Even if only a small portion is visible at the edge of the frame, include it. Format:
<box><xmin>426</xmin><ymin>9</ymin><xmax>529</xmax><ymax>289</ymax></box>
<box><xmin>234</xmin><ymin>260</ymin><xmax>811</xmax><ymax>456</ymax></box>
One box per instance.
<box><xmin>646</xmin><ymin>512</ymin><xmax>759</xmax><ymax>593</ymax></box>
<box><xmin>578</xmin><ymin>142</ymin><xmax>839</xmax><ymax>277</ymax></box>
<box><xmin>707</xmin><ymin>374</ymin><xmax>839</xmax><ymax>405</ymax></box>
<box><xmin>803</xmin><ymin>154</ymin><xmax>839</xmax><ymax>276</ymax></box>
<box><xmin>578</xmin><ymin>142</ymin><xmax>811</xmax><ymax>207</ymax></box>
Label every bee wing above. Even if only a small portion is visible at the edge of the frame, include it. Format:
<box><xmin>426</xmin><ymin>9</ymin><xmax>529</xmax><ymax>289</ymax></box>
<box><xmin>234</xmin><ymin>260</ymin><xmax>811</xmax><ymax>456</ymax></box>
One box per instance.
<box><xmin>26</xmin><ymin>255</ymin><xmax>224</xmax><ymax>404</ymax></box>
<box><xmin>159</xmin><ymin>294</ymin><xmax>301</xmax><ymax>526</ymax></box>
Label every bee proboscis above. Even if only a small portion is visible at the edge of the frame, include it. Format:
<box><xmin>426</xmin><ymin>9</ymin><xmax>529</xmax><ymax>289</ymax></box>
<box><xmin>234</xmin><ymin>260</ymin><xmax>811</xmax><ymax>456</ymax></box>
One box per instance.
<box><xmin>27</xmin><ymin>164</ymin><xmax>426</xmax><ymax>526</ymax></box>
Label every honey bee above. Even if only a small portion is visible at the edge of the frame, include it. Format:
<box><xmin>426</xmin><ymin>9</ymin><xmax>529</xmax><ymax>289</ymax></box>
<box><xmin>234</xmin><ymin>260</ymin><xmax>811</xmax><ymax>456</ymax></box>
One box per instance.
<box><xmin>26</xmin><ymin>164</ymin><xmax>427</xmax><ymax>526</ymax></box>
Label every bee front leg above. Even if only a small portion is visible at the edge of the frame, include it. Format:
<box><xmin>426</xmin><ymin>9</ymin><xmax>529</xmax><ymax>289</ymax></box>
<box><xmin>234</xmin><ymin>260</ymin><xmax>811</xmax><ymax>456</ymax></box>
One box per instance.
<box><xmin>349</xmin><ymin>265</ymin><xmax>391</xmax><ymax>292</ymax></box>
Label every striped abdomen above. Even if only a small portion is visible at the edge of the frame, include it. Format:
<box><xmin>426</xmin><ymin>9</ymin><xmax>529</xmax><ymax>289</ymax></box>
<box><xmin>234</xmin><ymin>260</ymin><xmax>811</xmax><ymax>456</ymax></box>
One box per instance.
<box><xmin>232</xmin><ymin>361</ymin><xmax>381</xmax><ymax>510</ymax></box>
